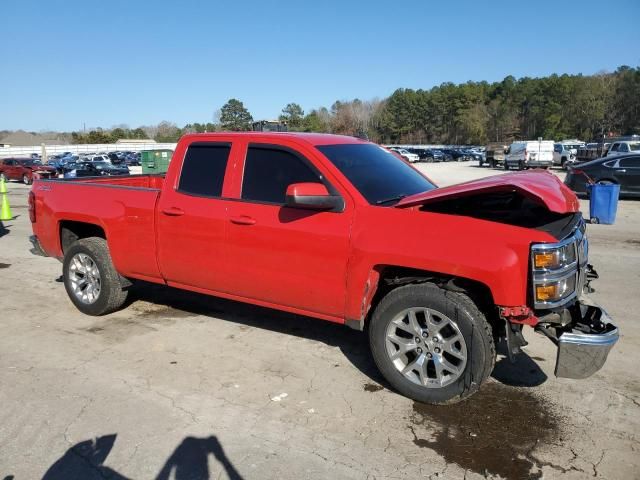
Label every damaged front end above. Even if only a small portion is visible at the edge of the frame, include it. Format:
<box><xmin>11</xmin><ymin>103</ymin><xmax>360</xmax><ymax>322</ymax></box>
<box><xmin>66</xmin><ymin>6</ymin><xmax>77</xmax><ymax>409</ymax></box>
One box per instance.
<box><xmin>396</xmin><ymin>170</ymin><xmax>619</xmax><ymax>379</ymax></box>
<box><xmin>504</xmin><ymin>217</ymin><xmax>619</xmax><ymax>379</ymax></box>
<box><xmin>538</xmin><ymin>298</ymin><xmax>618</xmax><ymax>379</ymax></box>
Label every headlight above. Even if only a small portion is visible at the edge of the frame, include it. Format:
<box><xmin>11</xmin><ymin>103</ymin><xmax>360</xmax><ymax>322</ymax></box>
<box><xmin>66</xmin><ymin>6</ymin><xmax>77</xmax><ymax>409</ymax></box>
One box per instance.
<box><xmin>532</xmin><ymin>243</ymin><xmax>576</xmax><ymax>271</ymax></box>
<box><xmin>531</xmin><ymin>225</ymin><xmax>586</xmax><ymax>309</ymax></box>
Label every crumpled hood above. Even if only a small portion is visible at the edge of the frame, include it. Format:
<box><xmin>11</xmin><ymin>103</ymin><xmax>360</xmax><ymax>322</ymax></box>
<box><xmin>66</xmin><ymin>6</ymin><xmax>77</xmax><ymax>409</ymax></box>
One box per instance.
<box><xmin>396</xmin><ymin>170</ymin><xmax>580</xmax><ymax>214</ymax></box>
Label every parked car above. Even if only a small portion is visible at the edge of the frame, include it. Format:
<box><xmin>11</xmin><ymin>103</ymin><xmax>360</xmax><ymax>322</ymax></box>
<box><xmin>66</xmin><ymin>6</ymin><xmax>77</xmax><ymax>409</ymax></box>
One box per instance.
<box><xmin>462</xmin><ymin>148</ymin><xmax>483</xmax><ymax>163</ymax></box>
<box><xmin>405</xmin><ymin>148</ymin><xmax>430</xmax><ymax>162</ymax></box>
<box><xmin>390</xmin><ymin>148</ymin><xmax>420</xmax><ymax>163</ymax></box>
<box><xmin>441</xmin><ymin>148</ymin><xmax>469</xmax><ymax>162</ymax></box>
<box><xmin>125</xmin><ymin>152</ymin><xmax>141</xmax><ymax>166</ymax></box>
<box><xmin>427</xmin><ymin>149</ymin><xmax>445</xmax><ymax>162</ymax></box>
<box><xmin>63</xmin><ymin>161</ymin><xmax>129</xmax><ymax>178</ymax></box>
<box><xmin>504</xmin><ymin>140</ymin><xmax>554</xmax><ymax>170</ymax></box>
<box><xmin>29</xmin><ymin>132</ymin><xmax>618</xmax><ymax>405</ymax></box>
<box><xmin>107</xmin><ymin>152</ymin><xmax>122</xmax><ymax>164</ymax></box>
<box><xmin>564</xmin><ymin>154</ymin><xmax>640</xmax><ymax>198</ymax></box>
<box><xmin>482</xmin><ymin>143</ymin><xmax>508</xmax><ymax>168</ymax></box>
<box><xmin>604</xmin><ymin>140</ymin><xmax>640</xmax><ymax>157</ymax></box>
<box><xmin>553</xmin><ymin>140</ymin><xmax>585</xmax><ymax>169</ymax></box>
<box><xmin>0</xmin><ymin>157</ymin><xmax>57</xmax><ymax>184</ymax></box>
<box><xmin>84</xmin><ymin>155</ymin><xmax>111</xmax><ymax>163</ymax></box>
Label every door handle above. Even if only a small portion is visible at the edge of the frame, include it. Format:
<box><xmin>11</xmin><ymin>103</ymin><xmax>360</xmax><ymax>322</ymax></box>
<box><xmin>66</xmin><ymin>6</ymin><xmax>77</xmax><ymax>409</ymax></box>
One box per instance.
<box><xmin>230</xmin><ymin>215</ymin><xmax>257</xmax><ymax>225</ymax></box>
<box><xmin>617</xmin><ymin>169</ymin><xmax>626</xmax><ymax>173</ymax></box>
<box><xmin>162</xmin><ymin>207</ymin><xmax>184</xmax><ymax>216</ymax></box>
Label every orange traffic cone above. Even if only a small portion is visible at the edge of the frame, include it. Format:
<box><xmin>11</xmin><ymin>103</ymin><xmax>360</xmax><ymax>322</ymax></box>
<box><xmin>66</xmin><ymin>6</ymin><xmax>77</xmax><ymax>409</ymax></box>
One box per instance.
<box><xmin>0</xmin><ymin>177</ymin><xmax>13</xmax><ymax>221</ymax></box>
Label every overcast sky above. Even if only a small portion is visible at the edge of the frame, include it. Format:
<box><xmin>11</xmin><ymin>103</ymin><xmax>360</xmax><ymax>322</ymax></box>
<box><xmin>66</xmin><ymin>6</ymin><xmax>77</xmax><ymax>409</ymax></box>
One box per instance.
<box><xmin>2</xmin><ymin>0</ymin><xmax>639</xmax><ymax>131</ymax></box>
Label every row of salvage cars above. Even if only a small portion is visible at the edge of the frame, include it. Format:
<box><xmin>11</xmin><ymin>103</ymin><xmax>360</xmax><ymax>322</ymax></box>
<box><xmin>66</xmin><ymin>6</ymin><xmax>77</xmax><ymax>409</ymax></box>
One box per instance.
<box><xmin>0</xmin><ymin>157</ymin><xmax>130</xmax><ymax>184</ymax></box>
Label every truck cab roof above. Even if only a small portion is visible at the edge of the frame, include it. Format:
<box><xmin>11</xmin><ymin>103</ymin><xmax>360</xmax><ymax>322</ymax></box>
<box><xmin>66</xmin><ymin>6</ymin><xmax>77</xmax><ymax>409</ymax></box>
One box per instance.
<box><xmin>180</xmin><ymin>132</ymin><xmax>368</xmax><ymax>147</ymax></box>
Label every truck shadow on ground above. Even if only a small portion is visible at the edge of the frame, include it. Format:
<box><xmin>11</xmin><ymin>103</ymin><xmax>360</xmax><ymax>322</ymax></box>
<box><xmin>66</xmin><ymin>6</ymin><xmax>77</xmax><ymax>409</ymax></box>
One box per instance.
<box><xmin>121</xmin><ymin>282</ymin><xmax>548</xmax><ymax>391</ymax></box>
<box><xmin>491</xmin><ymin>341</ymin><xmax>548</xmax><ymax>387</ymax></box>
<box><xmin>39</xmin><ymin>433</ymin><xmax>243</xmax><ymax>480</ymax></box>
<box><xmin>122</xmin><ymin>281</ymin><xmax>388</xmax><ymax>385</ymax></box>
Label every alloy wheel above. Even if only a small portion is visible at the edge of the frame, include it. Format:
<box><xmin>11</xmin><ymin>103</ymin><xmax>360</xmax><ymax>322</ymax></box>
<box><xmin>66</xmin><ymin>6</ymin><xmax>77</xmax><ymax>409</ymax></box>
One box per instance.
<box><xmin>68</xmin><ymin>253</ymin><xmax>102</xmax><ymax>304</ymax></box>
<box><xmin>385</xmin><ymin>307</ymin><xmax>467</xmax><ymax>388</ymax></box>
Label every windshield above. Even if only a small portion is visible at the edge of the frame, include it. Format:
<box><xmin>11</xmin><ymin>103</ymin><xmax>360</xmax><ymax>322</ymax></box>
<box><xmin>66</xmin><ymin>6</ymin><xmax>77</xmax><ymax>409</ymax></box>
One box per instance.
<box><xmin>17</xmin><ymin>160</ymin><xmax>35</xmax><ymax>166</ymax></box>
<box><xmin>92</xmin><ymin>162</ymin><xmax>109</xmax><ymax>168</ymax></box>
<box><xmin>317</xmin><ymin>143</ymin><xmax>436</xmax><ymax>205</ymax></box>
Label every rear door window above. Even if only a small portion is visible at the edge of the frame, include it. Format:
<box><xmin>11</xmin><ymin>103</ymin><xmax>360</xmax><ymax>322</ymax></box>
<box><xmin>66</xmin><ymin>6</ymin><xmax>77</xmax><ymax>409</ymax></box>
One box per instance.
<box><xmin>619</xmin><ymin>157</ymin><xmax>639</xmax><ymax>168</ymax></box>
<box><xmin>241</xmin><ymin>146</ymin><xmax>323</xmax><ymax>204</ymax></box>
<box><xmin>178</xmin><ymin>143</ymin><xmax>231</xmax><ymax>197</ymax></box>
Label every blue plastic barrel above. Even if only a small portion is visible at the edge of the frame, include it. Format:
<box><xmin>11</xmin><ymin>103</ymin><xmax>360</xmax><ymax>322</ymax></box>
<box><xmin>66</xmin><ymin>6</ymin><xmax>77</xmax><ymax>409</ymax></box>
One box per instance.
<box><xmin>587</xmin><ymin>183</ymin><xmax>620</xmax><ymax>224</ymax></box>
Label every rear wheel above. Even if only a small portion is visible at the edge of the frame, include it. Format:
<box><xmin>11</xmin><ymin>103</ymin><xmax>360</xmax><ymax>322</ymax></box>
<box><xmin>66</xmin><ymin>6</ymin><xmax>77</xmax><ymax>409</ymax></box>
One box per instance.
<box><xmin>63</xmin><ymin>237</ymin><xmax>128</xmax><ymax>316</ymax></box>
<box><xmin>0</xmin><ymin>172</ymin><xmax>6</xmax><ymax>182</ymax></box>
<box><xmin>23</xmin><ymin>174</ymin><xmax>31</xmax><ymax>185</ymax></box>
<box><xmin>369</xmin><ymin>283</ymin><xmax>495</xmax><ymax>404</ymax></box>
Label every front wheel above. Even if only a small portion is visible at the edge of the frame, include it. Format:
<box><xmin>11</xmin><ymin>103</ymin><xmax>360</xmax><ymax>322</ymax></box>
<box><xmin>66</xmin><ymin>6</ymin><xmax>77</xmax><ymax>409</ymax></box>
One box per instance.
<box><xmin>369</xmin><ymin>283</ymin><xmax>495</xmax><ymax>404</ymax></box>
<box><xmin>23</xmin><ymin>174</ymin><xmax>31</xmax><ymax>185</ymax></box>
<box><xmin>63</xmin><ymin>237</ymin><xmax>128</xmax><ymax>315</ymax></box>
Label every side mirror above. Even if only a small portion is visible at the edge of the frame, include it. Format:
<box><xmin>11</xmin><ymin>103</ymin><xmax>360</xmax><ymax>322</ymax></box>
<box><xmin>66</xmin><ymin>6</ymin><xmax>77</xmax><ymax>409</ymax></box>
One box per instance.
<box><xmin>285</xmin><ymin>183</ymin><xmax>343</xmax><ymax>211</ymax></box>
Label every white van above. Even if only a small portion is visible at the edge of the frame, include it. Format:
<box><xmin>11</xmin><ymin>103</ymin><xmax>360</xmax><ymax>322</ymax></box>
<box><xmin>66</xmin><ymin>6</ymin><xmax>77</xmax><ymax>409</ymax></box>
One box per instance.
<box><xmin>505</xmin><ymin>140</ymin><xmax>554</xmax><ymax>170</ymax></box>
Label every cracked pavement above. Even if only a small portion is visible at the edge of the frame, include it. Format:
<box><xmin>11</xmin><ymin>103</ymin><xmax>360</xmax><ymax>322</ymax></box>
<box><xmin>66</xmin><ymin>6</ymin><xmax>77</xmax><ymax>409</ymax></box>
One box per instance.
<box><xmin>0</xmin><ymin>163</ymin><xmax>638</xmax><ymax>479</ymax></box>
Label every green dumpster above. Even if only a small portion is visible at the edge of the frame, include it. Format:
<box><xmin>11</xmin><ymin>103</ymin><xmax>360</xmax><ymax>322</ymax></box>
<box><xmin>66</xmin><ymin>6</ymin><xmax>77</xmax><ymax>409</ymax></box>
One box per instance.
<box><xmin>141</xmin><ymin>149</ymin><xmax>173</xmax><ymax>174</ymax></box>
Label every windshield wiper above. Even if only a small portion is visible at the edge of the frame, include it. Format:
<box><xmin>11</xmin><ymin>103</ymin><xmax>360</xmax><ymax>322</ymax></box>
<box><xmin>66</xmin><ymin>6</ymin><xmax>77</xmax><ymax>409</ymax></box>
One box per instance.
<box><xmin>375</xmin><ymin>194</ymin><xmax>408</xmax><ymax>206</ymax></box>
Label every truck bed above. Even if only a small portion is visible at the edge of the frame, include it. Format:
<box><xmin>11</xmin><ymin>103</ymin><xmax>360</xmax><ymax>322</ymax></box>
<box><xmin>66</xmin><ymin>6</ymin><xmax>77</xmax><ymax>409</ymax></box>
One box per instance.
<box><xmin>32</xmin><ymin>174</ymin><xmax>165</xmax><ymax>281</ymax></box>
<box><xmin>57</xmin><ymin>174</ymin><xmax>165</xmax><ymax>190</ymax></box>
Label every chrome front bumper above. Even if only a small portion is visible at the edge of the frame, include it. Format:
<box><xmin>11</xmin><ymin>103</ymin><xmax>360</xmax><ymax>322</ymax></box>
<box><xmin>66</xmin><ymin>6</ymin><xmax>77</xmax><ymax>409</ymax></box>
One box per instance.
<box><xmin>554</xmin><ymin>298</ymin><xmax>619</xmax><ymax>379</ymax></box>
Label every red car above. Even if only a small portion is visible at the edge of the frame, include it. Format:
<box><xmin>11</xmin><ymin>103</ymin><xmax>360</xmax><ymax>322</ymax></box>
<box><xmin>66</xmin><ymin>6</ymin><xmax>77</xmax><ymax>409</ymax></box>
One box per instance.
<box><xmin>0</xmin><ymin>157</ymin><xmax>57</xmax><ymax>185</ymax></box>
<box><xmin>29</xmin><ymin>133</ymin><xmax>618</xmax><ymax>404</ymax></box>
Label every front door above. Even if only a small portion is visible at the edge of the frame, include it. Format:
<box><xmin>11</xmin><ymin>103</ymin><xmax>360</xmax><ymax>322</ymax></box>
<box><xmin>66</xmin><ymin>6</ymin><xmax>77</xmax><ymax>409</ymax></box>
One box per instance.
<box><xmin>225</xmin><ymin>143</ymin><xmax>353</xmax><ymax>319</ymax></box>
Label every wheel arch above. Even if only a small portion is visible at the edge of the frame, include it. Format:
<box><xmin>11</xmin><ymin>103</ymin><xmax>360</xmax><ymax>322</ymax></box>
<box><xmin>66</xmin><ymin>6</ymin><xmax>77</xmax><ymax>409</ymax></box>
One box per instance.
<box><xmin>59</xmin><ymin>220</ymin><xmax>107</xmax><ymax>254</ymax></box>
<box><xmin>347</xmin><ymin>265</ymin><xmax>498</xmax><ymax>333</ymax></box>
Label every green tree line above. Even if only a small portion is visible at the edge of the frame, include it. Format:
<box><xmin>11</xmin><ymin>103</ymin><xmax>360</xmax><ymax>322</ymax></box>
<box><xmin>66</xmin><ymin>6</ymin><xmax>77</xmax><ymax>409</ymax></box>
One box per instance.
<box><xmin>69</xmin><ymin>66</ymin><xmax>638</xmax><ymax>145</ymax></box>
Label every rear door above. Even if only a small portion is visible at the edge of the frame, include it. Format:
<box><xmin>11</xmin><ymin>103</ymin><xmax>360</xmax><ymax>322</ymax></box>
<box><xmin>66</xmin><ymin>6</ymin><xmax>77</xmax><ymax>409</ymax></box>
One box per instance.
<box><xmin>616</xmin><ymin>156</ymin><xmax>640</xmax><ymax>194</ymax></box>
<box><xmin>156</xmin><ymin>140</ymin><xmax>238</xmax><ymax>291</ymax></box>
<box><xmin>225</xmin><ymin>142</ymin><xmax>353</xmax><ymax>318</ymax></box>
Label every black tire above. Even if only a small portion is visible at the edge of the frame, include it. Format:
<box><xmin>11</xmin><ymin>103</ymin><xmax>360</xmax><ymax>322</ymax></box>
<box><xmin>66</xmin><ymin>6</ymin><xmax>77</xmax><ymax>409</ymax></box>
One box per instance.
<box><xmin>23</xmin><ymin>174</ymin><xmax>31</xmax><ymax>185</ymax></box>
<box><xmin>369</xmin><ymin>283</ymin><xmax>495</xmax><ymax>404</ymax></box>
<box><xmin>63</xmin><ymin>237</ymin><xmax>128</xmax><ymax>316</ymax></box>
<box><xmin>504</xmin><ymin>161</ymin><xmax>510</xmax><ymax>170</ymax></box>
<box><xmin>0</xmin><ymin>172</ymin><xmax>6</xmax><ymax>182</ymax></box>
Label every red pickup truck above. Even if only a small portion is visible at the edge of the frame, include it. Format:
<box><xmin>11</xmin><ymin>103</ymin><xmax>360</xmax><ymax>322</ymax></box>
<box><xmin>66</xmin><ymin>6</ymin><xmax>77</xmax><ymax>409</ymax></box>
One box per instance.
<box><xmin>29</xmin><ymin>133</ymin><xmax>618</xmax><ymax>404</ymax></box>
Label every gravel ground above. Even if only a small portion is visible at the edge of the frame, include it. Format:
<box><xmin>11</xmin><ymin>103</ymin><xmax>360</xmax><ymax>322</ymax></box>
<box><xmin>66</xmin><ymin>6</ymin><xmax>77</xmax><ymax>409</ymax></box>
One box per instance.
<box><xmin>0</xmin><ymin>162</ymin><xmax>638</xmax><ymax>480</ymax></box>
